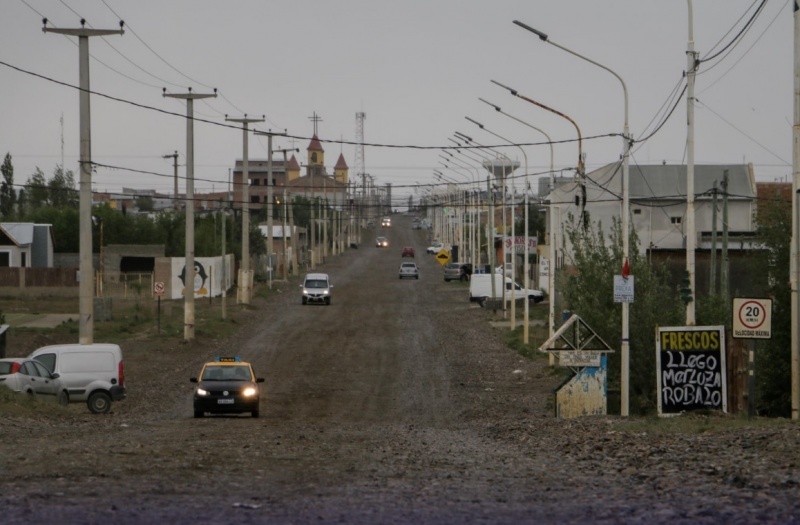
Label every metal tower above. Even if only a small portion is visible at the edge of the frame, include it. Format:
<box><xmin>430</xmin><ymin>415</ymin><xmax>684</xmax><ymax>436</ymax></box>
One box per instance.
<box><xmin>354</xmin><ymin>112</ymin><xmax>366</xmax><ymax>223</ymax></box>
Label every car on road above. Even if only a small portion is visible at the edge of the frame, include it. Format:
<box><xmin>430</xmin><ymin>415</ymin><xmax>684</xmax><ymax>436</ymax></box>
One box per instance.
<box><xmin>381</xmin><ymin>217</ymin><xmax>391</xmax><ymax>228</ymax></box>
<box><xmin>300</xmin><ymin>272</ymin><xmax>333</xmax><ymax>305</ymax></box>
<box><xmin>426</xmin><ymin>242</ymin><xmax>444</xmax><ymax>254</ymax></box>
<box><xmin>376</xmin><ymin>236</ymin><xmax>388</xmax><ymax>248</ymax></box>
<box><xmin>190</xmin><ymin>356</ymin><xmax>264</xmax><ymax>418</ymax></box>
<box><xmin>443</xmin><ymin>262</ymin><xmax>473</xmax><ymax>282</ymax></box>
<box><xmin>401</xmin><ymin>246</ymin><xmax>415</xmax><ymax>258</ymax></box>
<box><xmin>0</xmin><ymin>357</ymin><xmax>70</xmax><ymax>406</ymax></box>
<box><xmin>399</xmin><ymin>262</ymin><xmax>419</xmax><ymax>279</ymax></box>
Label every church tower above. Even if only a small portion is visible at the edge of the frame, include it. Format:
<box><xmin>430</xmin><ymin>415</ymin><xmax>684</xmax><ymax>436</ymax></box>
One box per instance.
<box><xmin>307</xmin><ymin>134</ymin><xmax>325</xmax><ymax>176</ymax></box>
<box><xmin>334</xmin><ymin>153</ymin><xmax>349</xmax><ymax>185</ymax></box>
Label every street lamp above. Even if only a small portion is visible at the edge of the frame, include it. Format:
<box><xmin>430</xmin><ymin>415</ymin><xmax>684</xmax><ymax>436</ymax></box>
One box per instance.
<box><xmin>478</xmin><ymin>97</ymin><xmax>556</xmax><ymax>353</ymax></box>
<box><xmin>515</xmin><ymin>19</ymin><xmax>632</xmax><ymax>417</ymax></box>
<box><xmin>466</xmin><ymin>116</ymin><xmax>527</xmax><ymax>330</ymax></box>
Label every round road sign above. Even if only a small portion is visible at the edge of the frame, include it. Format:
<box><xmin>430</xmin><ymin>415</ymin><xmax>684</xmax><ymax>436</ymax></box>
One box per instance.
<box><xmin>732</xmin><ymin>297</ymin><xmax>772</xmax><ymax>339</ymax></box>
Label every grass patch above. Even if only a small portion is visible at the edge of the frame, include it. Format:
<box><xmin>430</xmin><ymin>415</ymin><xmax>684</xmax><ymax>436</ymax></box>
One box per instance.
<box><xmin>620</xmin><ymin>411</ymin><xmax>799</xmax><ymax>434</ymax></box>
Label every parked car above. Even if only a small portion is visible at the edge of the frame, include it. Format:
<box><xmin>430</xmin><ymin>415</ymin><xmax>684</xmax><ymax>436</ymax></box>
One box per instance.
<box><xmin>399</xmin><ymin>262</ymin><xmax>419</xmax><ymax>279</ymax></box>
<box><xmin>444</xmin><ymin>262</ymin><xmax>473</xmax><ymax>282</ymax></box>
<box><xmin>468</xmin><ymin>274</ymin><xmax>544</xmax><ymax>306</ymax></box>
<box><xmin>376</xmin><ymin>236</ymin><xmax>388</xmax><ymax>248</ymax></box>
<box><xmin>29</xmin><ymin>343</ymin><xmax>127</xmax><ymax>414</ymax></box>
<box><xmin>300</xmin><ymin>272</ymin><xmax>333</xmax><ymax>305</ymax></box>
<box><xmin>401</xmin><ymin>246</ymin><xmax>415</xmax><ymax>258</ymax></box>
<box><xmin>426</xmin><ymin>242</ymin><xmax>444</xmax><ymax>254</ymax></box>
<box><xmin>0</xmin><ymin>357</ymin><xmax>70</xmax><ymax>406</ymax></box>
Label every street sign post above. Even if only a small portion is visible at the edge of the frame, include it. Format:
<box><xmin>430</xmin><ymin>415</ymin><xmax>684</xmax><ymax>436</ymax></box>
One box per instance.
<box><xmin>435</xmin><ymin>249</ymin><xmax>450</xmax><ymax>266</ymax></box>
<box><xmin>732</xmin><ymin>298</ymin><xmax>773</xmax><ymax>419</ymax></box>
<box><xmin>154</xmin><ymin>281</ymin><xmax>165</xmax><ymax>334</ymax></box>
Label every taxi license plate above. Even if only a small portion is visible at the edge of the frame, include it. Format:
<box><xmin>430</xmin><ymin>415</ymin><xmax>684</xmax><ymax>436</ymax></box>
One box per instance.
<box><xmin>217</xmin><ymin>399</ymin><xmax>234</xmax><ymax>405</ymax></box>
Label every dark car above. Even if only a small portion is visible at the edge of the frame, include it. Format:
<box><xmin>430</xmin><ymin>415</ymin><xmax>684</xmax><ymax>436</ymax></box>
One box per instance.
<box><xmin>443</xmin><ymin>262</ymin><xmax>473</xmax><ymax>282</ymax></box>
<box><xmin>401</xmin><ymin>246</ymin><xmax>415</xmax><ymax>258</ymax></box>
<box><xmin>190</xmin><ymin>357</ymin><xmax>264</xmax><ymax>418</ymax></box>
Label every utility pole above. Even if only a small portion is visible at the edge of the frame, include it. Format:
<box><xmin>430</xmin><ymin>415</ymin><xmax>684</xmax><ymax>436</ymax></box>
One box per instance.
<box><xmin>163</xmin><ymin>151</ymin><xmax>179</xmax><ymax>210</ymax></box>
<box><xmin>710</xmin><ymin>181</ymin><xmax>718</xmax><ymax>295</ymax></box>
<box><xmin>254</xmin><ymin>130</ymin><xmax>287</xmax><ymax>280</ymax></box>
<box><xmin>226</xmin><ymin>115</ymin><xmax>264</xmax><ymax>305</ymax></box>
<box><xmin>686</xmin><ymin>1</ymin><xmax>699</xmax><ymax>325</ymax></box>
<box><xmin>43</xmin><ymin>18</ymin><xmax>124</xmax><ymax>345</ymax></box>
<box><xmin>792</xmin><ymin>0</ymin><xmax>800</xmax><ymax>420</ymax></box>
<box><xmin>164</xmin><ymin>88</ymin><xmax>217</xmax><ymax>341</ymax></box>
<box><xmin>221</xmin><ymin>204</ymin><xmax>227</xmax><ymax>320</ymax></box>
<box><xmin>721</xmin><ymin>170</ymin><xmax>729</xmax><ymax>302</ymax></box>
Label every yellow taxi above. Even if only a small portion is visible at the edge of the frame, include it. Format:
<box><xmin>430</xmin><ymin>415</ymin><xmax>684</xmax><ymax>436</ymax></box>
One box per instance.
<box><xmin>189</xmin><ymin>356</ymin><xmax>264</xmax><ymax>418</ymax></box>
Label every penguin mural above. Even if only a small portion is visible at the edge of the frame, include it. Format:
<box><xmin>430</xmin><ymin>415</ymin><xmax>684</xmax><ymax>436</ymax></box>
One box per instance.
<box><xmin>178</xmin><ymin>261</ymin><xmax>209</xmax><ymax>296</ymax></box>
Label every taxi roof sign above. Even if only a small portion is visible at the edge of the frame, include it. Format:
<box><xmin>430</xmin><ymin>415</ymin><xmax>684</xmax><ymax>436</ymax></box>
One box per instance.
<box><xmin>215</xmin><ymin>356</ymin><xmax>242</xmax><ymax>363</ymax></box>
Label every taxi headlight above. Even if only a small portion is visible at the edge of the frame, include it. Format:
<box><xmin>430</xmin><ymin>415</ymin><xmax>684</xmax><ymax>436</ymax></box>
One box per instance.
<box><xmin>242</xmin><ymin>387</ymin><xmax>257</xmax><ymax>397</ymax></box>
<box><xmin>196</xmin><ymin>387</ymin><xmax>209</xmax><ymax>396</ymax></box>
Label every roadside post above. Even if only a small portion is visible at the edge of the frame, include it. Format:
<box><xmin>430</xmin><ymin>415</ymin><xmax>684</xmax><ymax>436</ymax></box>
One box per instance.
<box><xmin>732</xmin><ymin>298</ymin><xmax>773</xmax><ymax>418</ymax></box>
<box><xmin>154</xmin><ymin>282</ymin><xmax>165</xmax><ymax>334</ymax></box>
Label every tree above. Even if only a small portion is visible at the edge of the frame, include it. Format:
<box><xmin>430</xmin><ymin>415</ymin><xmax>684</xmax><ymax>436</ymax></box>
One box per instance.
<box><xmin>752</xmin><ymin>192</ymin><xmax>793</xmax><ymax>416</ymax></box>
<box><xmin>558</xmin><ymin>215</ymin><xmax>683</xmax><ymax>414</ymax></box>
<box><xmin>0</xmin><ymin>153</ymin><xmax>15</xmax><ymax>219</ymax></box>
<box><xmin>49</xmin><ymin>166</ymin><xmax>78</xmax><ymax>208</ymax></box>
<box><xmin>135</xmin><ymin>195</ymin><xmax>155</xmax><ymax>212</ymax></box>
<box><xmin>24</xmin><ymin>168</ymin><xmax>49</xmax><ymax>212</ymax></box>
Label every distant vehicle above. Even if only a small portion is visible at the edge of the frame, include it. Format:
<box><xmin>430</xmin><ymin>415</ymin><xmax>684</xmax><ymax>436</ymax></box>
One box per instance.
<box><xmin>444</xmin><ymin>262</ymin><xmax>473</xmax><ymax>282</ymax></box>
<box><xmin>29</xmin><ymin>343</ymin><xmax>126</xmax><ymax>414</ymax></box>
<box><xmin>300</xmin><ymin>272</ymin><xmax>333</xmax><ymax>305</ymax></box>
<box><xmin>401</xmin><ymin>246</ymin><xmax>415</xmax><ymax>258</ymax></box>
<box><xmin>381</xmin><ymin>217</ymin><xmax>391</xmax><ymax>228</ymax></box>
<box><xmin>468</xmin><ymin>274</ymin><xmax>544</xmax><ymax>306</ymax></box>
<box><xmin>0</xmin><ymin>357</ymin><xmax>70</xmax><ymax>406</ymax></box>
<box><xmin>399</xmin><ymin>262</ymin><xmax>419</xmax><ymax>279</ymax></box>
<box><xmin>376</xmin><ymin>236</ymin><xmax>388</xmax><ymax>248</ymax></box>
<box><xmin>190</xmin><ymin>356</ymin><xmax>264</xmax><ymax>418</ymax></box>
<box><xmin>426</xmin><ymin>242</ymin><xmax>444</xmax><ymax>254</ymax></box>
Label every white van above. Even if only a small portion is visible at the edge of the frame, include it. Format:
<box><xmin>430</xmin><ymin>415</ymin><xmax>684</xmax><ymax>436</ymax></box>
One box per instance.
<box><xmin>28</xmin><ymin>343</ymin><xmax>126</xmax><ymax>414</ymax></box>
<box><xmin>300</xmin><ymin>273</ymin><xmax>333</xmax><ymax>305</ymax></box>
<box><xmin>468</xmin><ymin>273</ymin><xmax>544</xmax><ymax>306</ymax></box>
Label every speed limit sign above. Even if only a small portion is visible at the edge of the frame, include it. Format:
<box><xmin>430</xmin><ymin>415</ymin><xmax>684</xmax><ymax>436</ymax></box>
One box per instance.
<box><xmin>732</xmin><ymin>298</ymin><xmax>772</xmax><ymax>339</ymax></box>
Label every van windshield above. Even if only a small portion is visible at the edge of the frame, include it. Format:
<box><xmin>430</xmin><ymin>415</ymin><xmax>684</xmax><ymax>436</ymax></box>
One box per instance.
<box><xmin>305</xmin><ymin>280</ymin><xmax>328</xmax><ymax>289</ymax></box>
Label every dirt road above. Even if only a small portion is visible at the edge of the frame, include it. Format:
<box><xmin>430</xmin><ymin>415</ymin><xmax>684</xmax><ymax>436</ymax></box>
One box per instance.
<box><xmin>1</xmin><ymin>215</ymin><xmax>799</xmax><ymax>524</ymax></box>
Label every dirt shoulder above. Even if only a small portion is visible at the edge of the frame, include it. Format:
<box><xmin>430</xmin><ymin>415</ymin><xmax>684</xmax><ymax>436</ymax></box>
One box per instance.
<box><xmin>1</xmin><ymin>216</ymin><xmax>799</xmax><ymax>525</ymax></box>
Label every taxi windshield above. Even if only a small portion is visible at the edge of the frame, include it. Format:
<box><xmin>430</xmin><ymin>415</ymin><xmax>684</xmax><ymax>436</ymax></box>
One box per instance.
<box><xmin>202</xmin><ymin>365</ymin><xmax>251</xmax><ymax>381</ymax></box>
<box><xmin>305</xmin><ymin>280</ymin><xmax>327</xmax><ymax>289</ymax></box>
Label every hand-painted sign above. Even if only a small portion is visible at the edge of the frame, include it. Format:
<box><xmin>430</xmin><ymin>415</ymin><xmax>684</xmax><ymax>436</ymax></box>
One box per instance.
<box><xmin>656</xmin><ymin>325</ymin><xmax>727</xmax><ymax>415</ymax></box>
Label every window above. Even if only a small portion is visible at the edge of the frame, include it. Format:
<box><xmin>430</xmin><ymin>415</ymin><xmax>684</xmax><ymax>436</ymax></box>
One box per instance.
<box><xmin>671</xmin><ymin>217</ymin><xmax>682</xmax><ymax>225</ymax></box>
<box><xmin>633</xmin><ymin>209</ymin><xmax>642</xmax><ymax>215</ymax></box>
<box><xmin>251</xmin><ymin>178</ymin><xmax>260</xmax><ymax>186</ymax></box>
<box><xmin>251</xmin><ymin>195</ymin><xmax>260</xmax><ymax>203</ymax></box>
<box><xmin>33</xmin><ymin>353</ymin><xmax>56</xmax><ymax>373</ymax></box>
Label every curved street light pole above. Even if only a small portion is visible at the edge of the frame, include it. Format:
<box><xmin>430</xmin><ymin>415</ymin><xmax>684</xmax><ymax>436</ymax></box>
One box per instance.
<box><xmin>515</xmin><ymin>19</ymin><xmax>631</xmax><ymax>417</ymax></box>
<box><xmin>445</xmin><ymin>154</ymin><xmax>483</xmax><ymax>265</ymax></box>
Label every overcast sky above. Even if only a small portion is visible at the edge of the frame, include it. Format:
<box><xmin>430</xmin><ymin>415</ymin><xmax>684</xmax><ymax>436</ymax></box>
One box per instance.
<box><xmin>1</xmin><ymin>0</ymin><xmax>794</xmax><ymax>209</ymax></box>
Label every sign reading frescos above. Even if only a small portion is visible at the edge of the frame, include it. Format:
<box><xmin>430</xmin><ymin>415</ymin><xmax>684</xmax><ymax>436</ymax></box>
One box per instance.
<box><xmin>656</xmin><ymin>326</ymin><xmax>727</xmax><ymax>416</ymax></box>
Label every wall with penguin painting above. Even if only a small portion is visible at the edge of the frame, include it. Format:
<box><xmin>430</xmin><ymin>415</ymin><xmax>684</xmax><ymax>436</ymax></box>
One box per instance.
<box><xmin>168</xmin><ymin>255</ymin><xmax>234</xmax><ymax>300</ymax></box>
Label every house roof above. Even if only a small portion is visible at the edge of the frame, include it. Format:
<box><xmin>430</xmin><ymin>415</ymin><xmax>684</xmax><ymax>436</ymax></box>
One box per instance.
<box><xmin>0</xmin><ymin>223</ymin><xmax>36</xmax><ymax>246</ymax></box>
<box><xmin>584</xmin><ymin>163</ymin><xmax>756</xmax><ymax>201</ymax></box>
